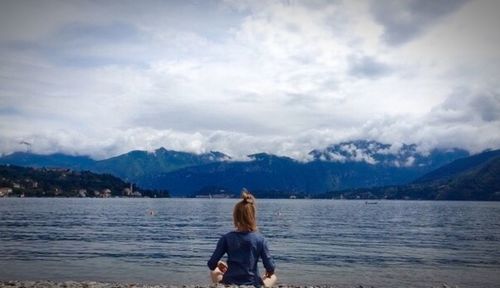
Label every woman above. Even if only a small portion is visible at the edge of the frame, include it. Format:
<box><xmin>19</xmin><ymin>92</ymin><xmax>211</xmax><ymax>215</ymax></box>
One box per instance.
<box><xmin>207</xmin><ymin>190</ymin><xmax>277</xmax><ymax>287</ymax></box>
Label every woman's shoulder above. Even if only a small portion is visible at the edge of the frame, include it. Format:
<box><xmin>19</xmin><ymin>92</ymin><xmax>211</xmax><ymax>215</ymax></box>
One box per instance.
<box><xmin>246</xmin><ymin>231</ymin><xmax>267</xmax><ymax>241</ymax></box>
<box><xmin>224</xmin><ymin>231</ymin><xmax>236</xmax><ymax>237</ymax></box>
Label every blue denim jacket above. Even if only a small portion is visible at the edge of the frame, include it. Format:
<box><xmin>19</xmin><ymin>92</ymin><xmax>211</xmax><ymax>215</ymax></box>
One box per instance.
<box><xmin>207</xmin><ymin>231</ymin><xmax>275</xmax><ymax>286</ymax></box>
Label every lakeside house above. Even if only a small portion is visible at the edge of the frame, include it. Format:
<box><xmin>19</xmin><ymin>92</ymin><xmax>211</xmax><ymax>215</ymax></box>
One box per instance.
<box><xmin>101</xmin><ymin>189</ymin><xmax>112</xmax><ymax>198</ymax></box>
<box><xmin>78</xmin><ymin>189</ymin><xmax>87</xmax><ymax>197</ymax></box>
<box><xmin>0</xmin><ymin>187</ymin><xmax>13</xmax><ymax>197</ymax></box>
<box><xmin>122</xmin><ymin>187</ymin><xmax>132</xmax><ymax>196</ymax></box>
<box><xmin>130</xmin><ymin>191</ymin><xmax>142</xmax><ymax>197</ymax></box>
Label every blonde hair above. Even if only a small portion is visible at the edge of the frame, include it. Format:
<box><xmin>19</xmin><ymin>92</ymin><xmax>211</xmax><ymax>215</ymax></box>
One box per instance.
<box><xmin>233</xmin><ymin>189</ymin><xmax>257</xmax><ymax>232</ymax></box>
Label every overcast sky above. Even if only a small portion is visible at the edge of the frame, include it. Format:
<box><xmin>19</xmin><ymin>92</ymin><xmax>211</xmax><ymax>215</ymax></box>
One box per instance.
<box><xmin>0</xmin><ymin>0</ymin><xmax>499</xmax><ymax>160</ymax></box>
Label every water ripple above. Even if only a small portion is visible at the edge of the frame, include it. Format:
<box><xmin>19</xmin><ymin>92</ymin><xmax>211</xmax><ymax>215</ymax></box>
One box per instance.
<box><xmin>1</xmin><ymin>198</ymin><xmax>500</xmax><ymax>287</ymax></box>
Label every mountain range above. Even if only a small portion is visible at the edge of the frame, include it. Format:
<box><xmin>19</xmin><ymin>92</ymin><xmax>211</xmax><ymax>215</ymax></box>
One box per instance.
<box><xmin>0</xmin><ymin>148</ymin><xmax>230</xmax><ymax>181</ymax></box>
<box><xmin>321</xmin><ymin>149</ymin><xmax>500</xmax><ymax>200</ymax></box>
<box><xmin>0</xmin><ymin>140</ymin><xmax>474</xmax><ymax>197</ymax></box>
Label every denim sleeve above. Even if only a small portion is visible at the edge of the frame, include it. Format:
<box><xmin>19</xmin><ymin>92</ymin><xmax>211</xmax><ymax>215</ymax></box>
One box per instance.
<box><xmin>260</xmin><ymin>238</ymin><xmax>275</xmax><ymax>273</ymax></box>
<box><xmin>207</xmin><ymin>235</ymin><xmax>227</xmax><ymax>270</ymax></box>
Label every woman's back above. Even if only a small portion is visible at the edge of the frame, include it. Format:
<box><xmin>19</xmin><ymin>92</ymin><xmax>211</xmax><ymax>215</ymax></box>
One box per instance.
<box><xmin>207</xmin><ymin>190</ymin><xmax>277</xmax><ymax>287</ymax></box>
<box><xmin>208</xmin><ymin>231</ymin><xmax>274</xmax><ymax>286</ymax></box>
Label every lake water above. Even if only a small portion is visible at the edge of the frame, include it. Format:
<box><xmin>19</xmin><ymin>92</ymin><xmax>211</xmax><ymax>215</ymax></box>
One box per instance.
<box><xmin>0</xmin><ymin>198</ymin><xmax>499</xmax><ymax>288</ymax></box>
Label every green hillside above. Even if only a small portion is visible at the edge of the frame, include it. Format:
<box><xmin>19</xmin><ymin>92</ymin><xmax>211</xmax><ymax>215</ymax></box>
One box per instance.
<box><xmin>0</xmin><ymin>165</ymin><xmax>169</xmax><ymax>198</ymax></box>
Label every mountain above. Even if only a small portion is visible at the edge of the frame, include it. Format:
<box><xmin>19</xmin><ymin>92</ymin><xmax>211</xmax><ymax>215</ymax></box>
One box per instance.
<box><xmin>139</xmin><ymin>153</ymin><xmax>312</xmax><ymax>195</ymax></box>
<box><xmin>0</xmin><ymin>152</ymin><xmax>94</xmax><ymax>169</ymax></box>
<box><xmin>142</xmin><ymin>141</ymin><xmax>469</xmax><ymax>196</ymax></box>
<box><xmin>0</xmin><ymin>148</ymin><xmax>231</xmax><ymax>184</ymax></box>
<box><xmin>92</xmin><ymin>148</ymin><xmax>231</xmax><ymax>181</ymax></box>
<box><xmin>412</xmin><ymin>149</ymin><xmax>500</xmax><ymax>200</ymax></box>
<box><xmin>414</xmin><ymin>149</ymin><xmax>500</xmax><ymax>183</ymax></box>
<box><xmin>432</xmin><ymin>156</ymin><xmax>500</xmax><ymax>200</ymax></box>
<box><xmin>319</xmin><ymin>149</ymin><xmax>500</xmax><ymax>200</ymax></box>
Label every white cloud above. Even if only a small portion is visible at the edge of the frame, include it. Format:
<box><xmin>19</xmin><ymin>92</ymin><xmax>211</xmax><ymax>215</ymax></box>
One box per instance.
<box><xmin>370</xmin><ymin>0</ymin><xmax>469</xmax><ymax>46</ymax></box>
<box><xmin>0</xmin><ymin>0</ymin><xmax>499</xmax><ymax>160</ymax></box>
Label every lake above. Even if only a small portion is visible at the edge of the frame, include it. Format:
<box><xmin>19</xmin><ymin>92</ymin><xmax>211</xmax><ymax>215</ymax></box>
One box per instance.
<box><xmin>0</xmin><ymin>198</ymin><xmax>499</xmax><ymax>287</ymax></box>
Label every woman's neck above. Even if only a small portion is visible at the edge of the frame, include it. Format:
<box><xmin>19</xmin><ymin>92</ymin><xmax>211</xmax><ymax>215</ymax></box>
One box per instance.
<box><xmin>235</xmin><ymin>227</ymin><xmax>254</xmax><ymax>233</ymax></box>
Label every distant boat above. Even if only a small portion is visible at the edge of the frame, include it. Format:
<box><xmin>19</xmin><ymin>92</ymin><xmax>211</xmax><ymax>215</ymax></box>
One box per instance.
<box><xmin>289</xmin><ymin>195</ymin><xmax>297</xmax><ymax>199</ymax></box>
<box><xmin>365</xmin><ymin>201</ymin><xmax>378</xmax><ymax>204</ymax></box>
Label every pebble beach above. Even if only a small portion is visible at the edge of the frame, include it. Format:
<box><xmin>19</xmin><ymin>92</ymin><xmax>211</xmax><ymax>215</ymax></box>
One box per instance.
<box><xmin>0</xmin><ymin>281</ymin><xmax>460</xmax><ymax>288</ymax></box>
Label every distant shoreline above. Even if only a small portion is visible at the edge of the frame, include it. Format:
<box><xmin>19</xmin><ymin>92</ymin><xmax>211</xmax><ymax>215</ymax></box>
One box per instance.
<box><xmin>1</xmin><ymin>196</ymin><xmax>499</xmax><ymax>201</ymax></box>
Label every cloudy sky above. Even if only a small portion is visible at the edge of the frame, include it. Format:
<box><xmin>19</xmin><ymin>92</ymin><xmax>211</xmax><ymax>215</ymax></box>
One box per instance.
<box><xmin>0</xmin><ymin>0</ymin><xmax>499</xmax><ymax>160</ymax></box>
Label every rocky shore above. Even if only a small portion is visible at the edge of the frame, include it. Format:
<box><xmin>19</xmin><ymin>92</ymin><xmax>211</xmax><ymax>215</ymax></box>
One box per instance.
<box><xmin>0</xmin><ymin>281</ymin><xmax>460</xmax><ymax>288</ymax></box>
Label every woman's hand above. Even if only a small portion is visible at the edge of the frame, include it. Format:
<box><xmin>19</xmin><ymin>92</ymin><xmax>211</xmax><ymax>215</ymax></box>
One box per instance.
<box><xmin>217</xmin><ymin>261</ymin><xmax>228</xmax><ymax>273</ymax></box>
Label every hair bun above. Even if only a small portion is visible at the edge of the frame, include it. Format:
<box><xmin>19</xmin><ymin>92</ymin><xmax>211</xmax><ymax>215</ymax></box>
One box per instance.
<box><xmin>241</xmin><ymin>188</ymin><xmax>254</xmax><ymax>204</ymax></box>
